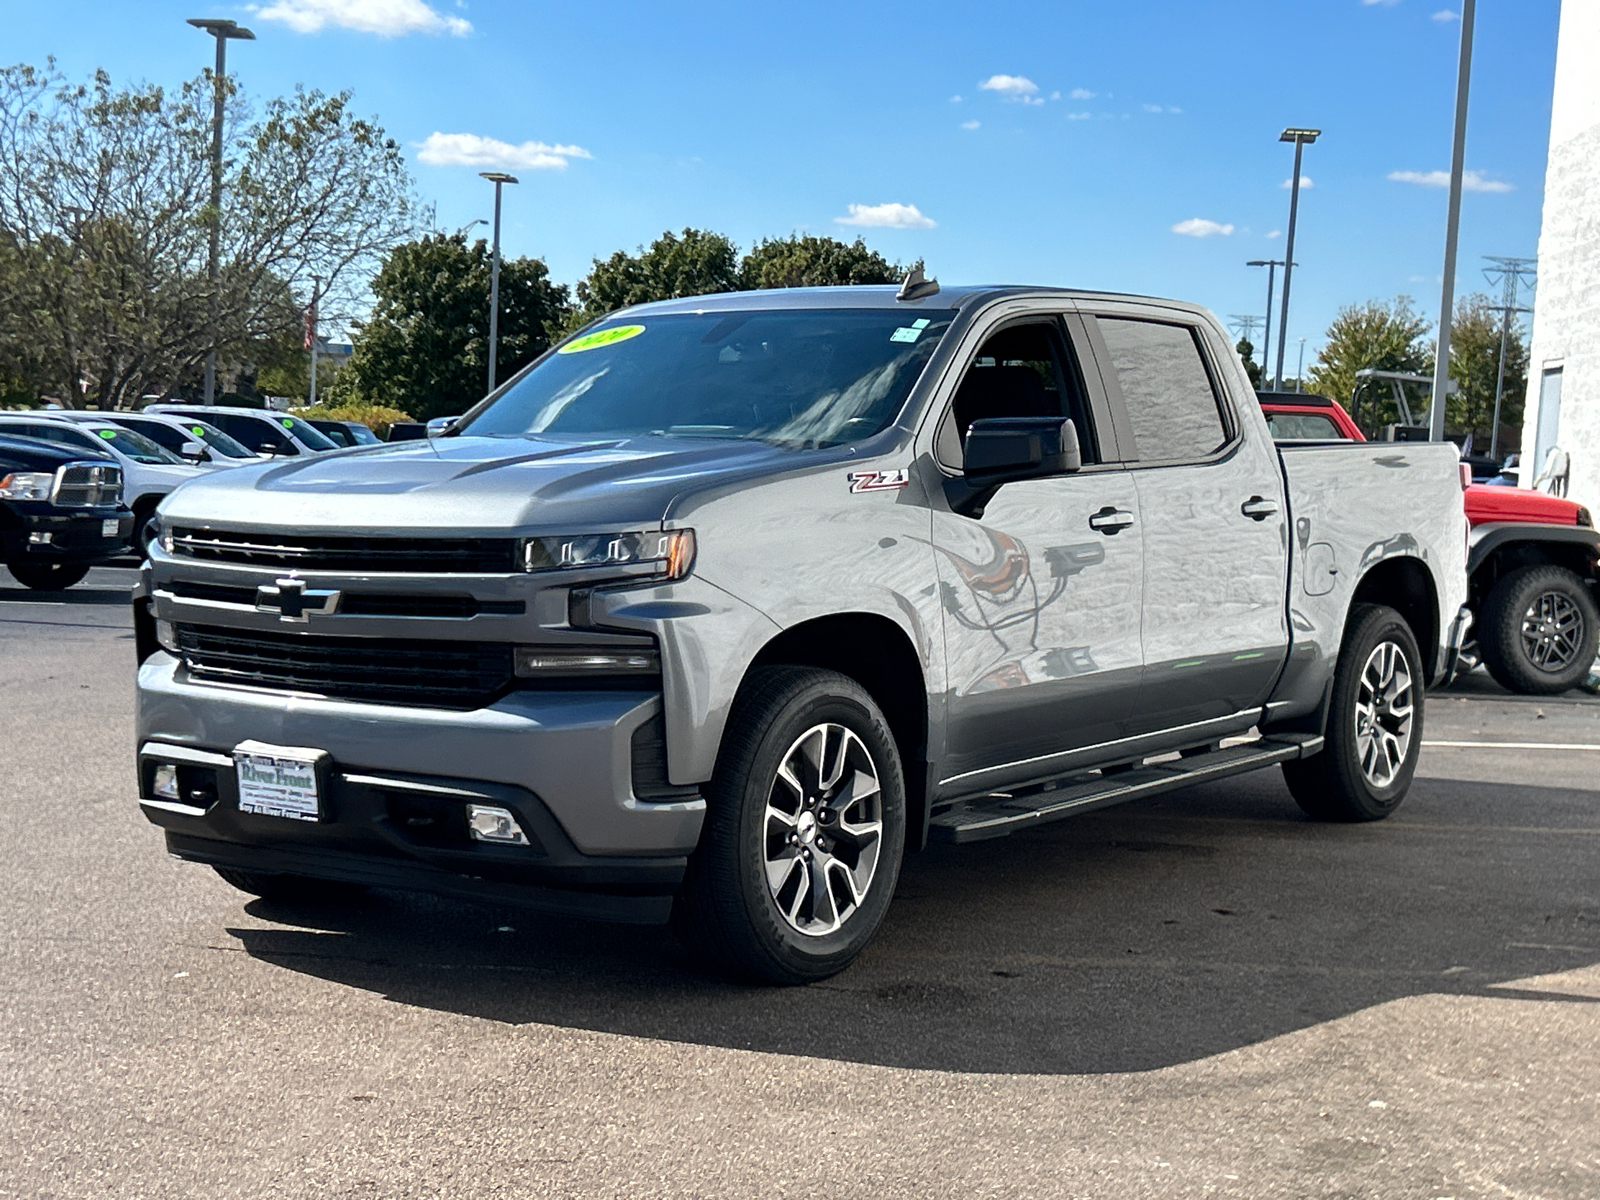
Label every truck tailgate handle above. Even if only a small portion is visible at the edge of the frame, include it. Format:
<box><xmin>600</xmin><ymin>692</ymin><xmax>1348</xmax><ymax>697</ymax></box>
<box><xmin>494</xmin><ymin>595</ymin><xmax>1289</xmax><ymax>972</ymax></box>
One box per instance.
<box><xmin>1241</xmin><ymin>496</ymin><xmax>1279</xmax><ymax>521</ymax></box>
<box><xmin>1088</xmin><ymin>506</ymin><xmax>1136</xmax><ymax>535</ymax></box>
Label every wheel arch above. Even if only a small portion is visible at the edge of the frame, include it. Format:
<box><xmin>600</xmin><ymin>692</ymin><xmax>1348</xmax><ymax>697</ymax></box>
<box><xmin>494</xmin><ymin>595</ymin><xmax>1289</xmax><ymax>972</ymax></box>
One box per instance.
<box><xmin>1349</xmin><ymin>556</ymin><xmax>1440</xmax><ymax>679</ymax></box>
<box><xmin>743</xmin><ymin>612</ymin><xmax>931</xmax><ymax>852</ymax></box>
<box><xmin>1468</xmin><ymin>525</ymin><xmax>1600</xmax><ymax>611</ymax></box>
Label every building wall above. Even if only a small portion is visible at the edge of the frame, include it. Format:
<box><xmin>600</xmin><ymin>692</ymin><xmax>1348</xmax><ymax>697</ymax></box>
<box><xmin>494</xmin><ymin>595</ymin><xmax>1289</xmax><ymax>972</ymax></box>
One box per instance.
<box><xmin>1520</xmin><ymin>0</ymin><xmax>1600</xmax><ymax>500</ymax></box>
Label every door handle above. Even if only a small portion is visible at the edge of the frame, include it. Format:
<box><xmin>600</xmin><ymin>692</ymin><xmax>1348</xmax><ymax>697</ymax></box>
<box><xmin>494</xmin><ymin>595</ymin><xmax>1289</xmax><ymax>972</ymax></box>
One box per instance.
<box><xmin>1088</xmin><ymin>506</ymin><xmax>1136</xmax><ymax>535</ymax></box>
<box><xmin>1241</xmin><ymin>496</ymin><xmax>1279</xmax><ymax>521</ymax></box>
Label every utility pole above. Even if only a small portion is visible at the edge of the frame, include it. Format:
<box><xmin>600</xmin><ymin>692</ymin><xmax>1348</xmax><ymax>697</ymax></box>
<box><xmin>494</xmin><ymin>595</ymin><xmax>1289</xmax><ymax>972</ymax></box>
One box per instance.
<box><xmin>1429</xmin><ymin>0</ymin><xmax>1476</xmax><ymax>442</ymax></box>
<box><xmin>1482</xmin><ymin>254</ymin><xmax>1536</xmax><ymax>459</ymax></box>
<box><xmin>1296</xmin><ymin>338</ymin><xmax>1307</xmax><ymax>393</ymax></box>
<box><xmin>1248</xmin><ymin>259</ymin><xmax>1287</xmax><ymax>389</ymax></box>
<box><xmin>479</xmin><ymin>172</ymin><xmax>518</xmax><ymax>394</ymax></box>
<box><xmin>187</xmin><ymin>18</ymin><xmax>254</xmax><ymax>405</ymax></box>
<box><xmin>306</xmin><ymin>275</ymin><xmax>322</xmax><ymax>408</ymax></box>
<box><xmin>1275</xmin><ymin>128</ymin><xmax>1319</xmax><ymax>391</ymax></box>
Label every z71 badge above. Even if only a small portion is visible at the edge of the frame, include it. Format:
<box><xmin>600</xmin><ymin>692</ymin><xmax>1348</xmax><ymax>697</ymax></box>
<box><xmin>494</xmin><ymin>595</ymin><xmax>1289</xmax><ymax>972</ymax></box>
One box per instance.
<box><xmin>848</xmin><ymin>469</ymin><xmax>910</xmax><ymax>493</ymax></box>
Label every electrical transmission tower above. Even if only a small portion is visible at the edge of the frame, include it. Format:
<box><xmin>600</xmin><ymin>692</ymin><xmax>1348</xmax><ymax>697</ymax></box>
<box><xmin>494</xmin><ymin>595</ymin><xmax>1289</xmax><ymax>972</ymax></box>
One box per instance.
<box><xmin>1481</xmin><ymin>255</ymin><xmax>1536</xmax><ymax>458</ymax></box>
<box><xmin>1229</xmin><ymin>314</ymin><xmax>1263</xmax><ymax>343</ymax></box>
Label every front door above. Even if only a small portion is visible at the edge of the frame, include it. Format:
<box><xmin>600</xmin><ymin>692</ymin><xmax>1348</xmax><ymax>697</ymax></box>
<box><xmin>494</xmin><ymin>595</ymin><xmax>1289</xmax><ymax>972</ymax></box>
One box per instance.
<box><xmin>1084</xmin><ymin>312</ymin><xmax>1290</xmax><ymax>735</ymax></box>
<box><xmin>933</xmin><ymin>317</ymin><xmax>1145</xmax><ymax>794</ymax></box>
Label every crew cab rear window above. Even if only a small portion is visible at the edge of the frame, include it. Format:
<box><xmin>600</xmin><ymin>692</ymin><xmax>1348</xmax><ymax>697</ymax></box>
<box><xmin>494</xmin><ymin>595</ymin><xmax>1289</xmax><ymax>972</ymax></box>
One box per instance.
<box><xmin>1265</xmin><ymin>412</ymin><xmax>1343</xmax><ymax>440</ymax></box>
<box><xmin>1096</xmin><ymin>319</ymin><xmax>1227</xmax><ymax>463</ymax></box>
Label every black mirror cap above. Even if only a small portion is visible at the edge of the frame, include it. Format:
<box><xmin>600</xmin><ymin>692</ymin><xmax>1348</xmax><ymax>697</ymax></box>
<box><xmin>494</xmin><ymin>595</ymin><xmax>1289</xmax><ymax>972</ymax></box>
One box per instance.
<box><xmin>963</xmin><ymin>417</ymin><xmax>1082</xmax><ymax>480</ymax></box>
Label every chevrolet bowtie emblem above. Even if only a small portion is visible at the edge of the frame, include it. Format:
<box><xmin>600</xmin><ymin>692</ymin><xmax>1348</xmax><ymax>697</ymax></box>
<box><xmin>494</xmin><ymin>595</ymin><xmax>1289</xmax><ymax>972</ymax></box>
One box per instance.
<box><xmin>255</xmin><ymin>578</ymin><xmax>340</xmax><ymax>622</ymax></box>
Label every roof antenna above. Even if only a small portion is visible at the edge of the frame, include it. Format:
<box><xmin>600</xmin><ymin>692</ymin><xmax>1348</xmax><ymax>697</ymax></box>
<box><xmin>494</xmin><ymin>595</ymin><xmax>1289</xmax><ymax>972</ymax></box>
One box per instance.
<box><xmin>896</xmin><ymin>264</ymin><xmax>939</xmax><ymax>302</ymax></box>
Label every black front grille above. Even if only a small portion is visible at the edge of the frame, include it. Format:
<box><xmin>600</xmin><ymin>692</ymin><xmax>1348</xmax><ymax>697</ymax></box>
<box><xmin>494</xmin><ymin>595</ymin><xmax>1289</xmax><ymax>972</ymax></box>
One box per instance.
<box><xmin>170</xmin><ymin>527</ymin><xmax>519</xmax><ymax>574</ymax></box>
<box><xmin>174</xmin><ymin>623</ymin><xmax>514</xmax><ymax>710</ymax></box>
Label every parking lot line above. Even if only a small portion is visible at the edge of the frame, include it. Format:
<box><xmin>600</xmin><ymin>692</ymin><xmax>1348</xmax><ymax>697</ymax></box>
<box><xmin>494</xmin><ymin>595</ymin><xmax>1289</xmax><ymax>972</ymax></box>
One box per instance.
<box><xmin>1422</xmin><ymin>740</ymin><xmax>1600</xmax><ymax>750</ymax></box>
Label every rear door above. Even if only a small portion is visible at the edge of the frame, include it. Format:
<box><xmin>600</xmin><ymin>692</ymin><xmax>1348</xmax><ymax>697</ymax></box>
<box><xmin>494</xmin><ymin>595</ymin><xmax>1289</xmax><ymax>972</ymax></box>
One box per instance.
<box><xmin>931</xmin><ymin>308</ymin><xmax>1145</xmax><ymax>794</ymax></box>
<box><xmin>1080</xmin><ymin>308</ymin><xmax>1290</xmax><ymax>737</ymax></box>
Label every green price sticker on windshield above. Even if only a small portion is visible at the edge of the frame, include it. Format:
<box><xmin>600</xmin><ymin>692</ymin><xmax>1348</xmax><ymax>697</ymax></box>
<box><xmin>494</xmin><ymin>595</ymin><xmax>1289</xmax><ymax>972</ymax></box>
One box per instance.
<box><xmin>559</xmin><ymin>324</ymin><xmax>645</xmax><ymax>354</ymax></box>
<box><xmin>190</xmin><ymin>426</ymin><xmax>205</xmax><ymax>436</ymax></box>
<box><xmin>97</xmin><ymin>428</ymin><xmax>117</xmax><ymax>439</ymax></box>
<box><xmin>280</xmin><ymin>418</ymin><xmax>295</xmax><ymax>429</ymax></box>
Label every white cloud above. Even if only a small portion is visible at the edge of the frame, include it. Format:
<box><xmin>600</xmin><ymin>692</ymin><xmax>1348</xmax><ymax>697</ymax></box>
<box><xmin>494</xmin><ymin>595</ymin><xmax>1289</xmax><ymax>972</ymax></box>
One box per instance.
<box><xmin>1266</xmin><ymin>229</ymin><xmax>1282</xmax><ymax>239</ymax></box>
<box><xmin>1142</xmin><ymin>103</ymin><xmax>1163</xmax><ymax>113</ymax></box>
<box><xmin>416</xmin><ymin>132</ymin><xmax>592</xmax><ymax>170</ymax></box>
<box><xmin>960</xmin><ymin>120</ymin><xmax>981</xmax><ymax>131</ymax></box>
<box><xmin>1362</xmin><ymin>0</ymin><xmax>1401</xmax><ymax>6</ymax></box>
<box><xmin>950</xmin><ymin>94</ymin><xmax>962</xmax><ymax>103</ymax></box>
<box><xmin>1069</xmin><ymin>87</ymin><xmax>1096</xmax><ymax>100</ymax></box>
<box><xmin>1432</xmin><ymin>7</ymin><xmax>1460</xmax><ymax>18</ymax></box>
<box><xmin>1049</xmin><ymin>91</ymin><xmax>1061</xmax><ymax>100</ymax></box>
<box><xmin>1388</xmin><ymin>168</ymin><xmax>1514</xmax><ymax>193</ymax></box>
<box><xmin>835</xmin><ymin>202</ymin><xmax>936</xmax><ymax>230</ymax></box>
<box><xmin>1281</xmin><ymin>175</ymin><xmax>1314</xmax><ymax>189</ymax></box>
<box><xmin>251</xmin><ymin>0</ymin><xmax>472</xmax><ymax>36</ymax></box>
<box><xmin>1171</xmin><ymin>217</ymin><xmax>1234</xmax><ymax>238</ymax></box>
<box><xmin>1066</xmin><ymin>111</ymin><xmax>1093</xmax><ymax>121</ymax></box>
<box><xmin>979</xmin><ymin>74</ymin><xmax>1044</xmax><ymax>104</ymax></box>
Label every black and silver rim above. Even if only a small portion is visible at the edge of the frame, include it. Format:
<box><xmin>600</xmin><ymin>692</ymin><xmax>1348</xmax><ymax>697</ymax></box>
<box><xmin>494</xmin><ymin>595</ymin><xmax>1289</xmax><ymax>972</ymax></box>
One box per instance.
<box><xmin>1520</xmin><ymin>591</ymin><xmax>1585</xmax><ymax>673</ymax></box>
<box><xmin>1354</xmin><ymin>641</ymin><xmax>1414</xmax><ymax>789</ymax></box>
<box><xmin>764</xmin><ymin>723</ymin><xmax>883</xmax><ymax>938</ymax></box>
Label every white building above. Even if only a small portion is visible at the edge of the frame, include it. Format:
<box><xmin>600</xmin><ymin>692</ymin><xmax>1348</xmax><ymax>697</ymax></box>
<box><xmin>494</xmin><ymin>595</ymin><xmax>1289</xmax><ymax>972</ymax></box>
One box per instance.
<box><xmin>1520</xmin><ymin>0</ymin><xmax>1600</xmax><ymax>499</ymax></box>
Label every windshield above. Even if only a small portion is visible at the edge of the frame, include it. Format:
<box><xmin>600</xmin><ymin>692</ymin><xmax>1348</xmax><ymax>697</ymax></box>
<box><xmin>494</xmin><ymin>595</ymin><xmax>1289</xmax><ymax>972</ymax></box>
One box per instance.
<box><xmin>178</xmin><ymin>420</ymin><xmax>257</xmax><ymax>458</ymax></box>
<box><xmin>456</xmin><ymin>308</ymin><xmax>954</xmax><ymax>448</ymax></box>
<box><xmin>85</xmin><ymin>426</ymin><xmax>184</xmax><ymax>464</ymax></box>
<box><xmin>272</xmin><ymin>415</ymin><xmax>338</xmax><ymax>451</ymax></box>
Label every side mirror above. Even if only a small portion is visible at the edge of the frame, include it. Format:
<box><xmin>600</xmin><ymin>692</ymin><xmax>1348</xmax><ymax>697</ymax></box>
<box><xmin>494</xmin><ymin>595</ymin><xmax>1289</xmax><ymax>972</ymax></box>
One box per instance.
<box><xmin>964</xmin><ymin>417</ymin><xmax>1082</xmax><ymax>481</ymax></box>
<box><xmin>179</xmin><ymin>441</ymin><xmax>207</xmax><ymax>461</ymax></box>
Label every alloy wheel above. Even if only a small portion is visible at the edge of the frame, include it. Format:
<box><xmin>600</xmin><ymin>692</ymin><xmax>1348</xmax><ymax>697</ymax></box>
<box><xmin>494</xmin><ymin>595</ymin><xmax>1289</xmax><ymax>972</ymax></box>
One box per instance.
<box><xmin>1353</xmin><ymin>640</ymin><xmax>1414</xmax><ymax>789</ymax></box>
<box><xmin>1520</xmin><ymin>590</ymin><xmax>1585</xmax><ymax>672</ymax></box>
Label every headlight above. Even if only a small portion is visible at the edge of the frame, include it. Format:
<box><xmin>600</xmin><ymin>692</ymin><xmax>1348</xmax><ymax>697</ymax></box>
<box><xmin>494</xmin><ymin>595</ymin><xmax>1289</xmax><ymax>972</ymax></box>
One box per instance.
<box><xmin>521</xmin><ymin>529</ymin><xmax>695</xmax><ymax>581</ymax></box>
<box><xmin>1578</xmin><ymin>506</ymin><xmax>1593</xmax><ymax>529</ymax></box>
<box><xmin>0</xmin><ymin>472</ymin><xmax>55</xmax><ymax>501</ymax></box>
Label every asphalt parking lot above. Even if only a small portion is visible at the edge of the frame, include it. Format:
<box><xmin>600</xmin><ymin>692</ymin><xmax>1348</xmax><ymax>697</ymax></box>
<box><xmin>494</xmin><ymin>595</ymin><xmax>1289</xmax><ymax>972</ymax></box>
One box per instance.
<box><xmin>3</xmin><ymin>567</ymin><xmax>1598</xmax><ymax>1199</ymax></box>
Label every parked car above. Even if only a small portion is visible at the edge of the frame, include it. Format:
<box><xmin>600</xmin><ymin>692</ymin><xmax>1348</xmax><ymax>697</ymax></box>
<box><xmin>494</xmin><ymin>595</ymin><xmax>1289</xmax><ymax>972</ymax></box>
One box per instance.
<box><xmin>79</xmin><ymin>411</ymin><xmax>264</xmax><ymax>468</ymax></box>
<box><xmin>134</xmin><ymin>285</ymin><xmax>1468</xmax><ymax>983</ymax></box>
<box><xmin>1</xmin><ymin>434</ymin><xmax>132</xmax><ymax>589</ymax></box>
<box><xmin>306</xmin><ymin>418</ymin><xmax>382</xmax><ymax>449</ymax></box>
<box><xmin>384</xmin><ymin>421</ymin><xmax>428</xmax><ymax>442</ymax></box>
<box><xmin>144</xmin><ymin>405</ymin><xmax>339</xmax><ymax>458</ymax></box>
<box><xmin>0</xmin><ymin>413</ymin><xmax>209</xmax><ymax>552</ymax></box>
<box><xmin>1258</xmin><ymin>391</ymin><xmax>1600</xmax><ymax>695</ymax></box>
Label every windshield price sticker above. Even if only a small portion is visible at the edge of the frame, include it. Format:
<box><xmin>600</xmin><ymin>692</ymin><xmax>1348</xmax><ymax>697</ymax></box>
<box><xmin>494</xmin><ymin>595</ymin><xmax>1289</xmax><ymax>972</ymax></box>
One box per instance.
<box><xmin>280</xmin><ymin>418</ymin><xmax>295</xmax><ymax>429</ymax></box>
<box><xmin>559</xmin><ymin>324</ymin><xmax>646</xmax><ymax>354</ymax></box>
<box><xmin>96</xmin><ymin>429</ymin><xmax>117</xmax><ymax>439</ymax></box>
<box><xmin>889</xmin><ymin>318</ymin><xmax>932</xmax><ymax>344</ymax></box>
<box><xmin>233</xmin><ymin>742</ymin><xmax>325</xmax><ymax>822</ymax></box>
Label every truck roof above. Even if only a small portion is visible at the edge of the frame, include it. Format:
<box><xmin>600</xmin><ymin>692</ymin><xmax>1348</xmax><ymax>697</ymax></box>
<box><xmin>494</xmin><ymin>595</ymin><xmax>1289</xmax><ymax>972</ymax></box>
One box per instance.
<box><xmin>617</xmin><ymin>284</ymin><xmax>1213</xmax><ymax>319</ymax></box>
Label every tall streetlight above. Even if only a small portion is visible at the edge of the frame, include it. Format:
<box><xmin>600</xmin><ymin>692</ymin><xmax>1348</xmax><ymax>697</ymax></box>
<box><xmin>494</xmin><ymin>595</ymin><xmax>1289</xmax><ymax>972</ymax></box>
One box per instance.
<box><xmin>187</xmin><ymin>17</ymin><xmax>254</xmax><ymax>405</ymax></box>
<box><xmin>1274</xmin><ymin>127</ymin><xmax>1319</xmax><ymax>393</ymax></box>
<box><xmin>1428</xmin><ymin>0</ymin><xmax>1477</xmax><ymax>443</ymax></box>
<box><xmin>306</xmin><ymin>275</ymin><xmax>322</xmax><ymax>408</ymax></box>
<box><xmin>1247</xmin><ymin>259</ymin><xmax>1287</xmax><ymax>389</ymax></box>
<box><xmin>479</xmin><ymin>172</ymin><xmax>518</xmax><ymax>394</ymax></box>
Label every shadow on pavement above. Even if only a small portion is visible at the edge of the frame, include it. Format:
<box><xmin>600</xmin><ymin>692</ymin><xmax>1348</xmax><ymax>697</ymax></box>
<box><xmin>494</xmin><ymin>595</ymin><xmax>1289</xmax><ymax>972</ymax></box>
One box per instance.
<box><xmin>0</xmin><ymin>584</ymin><xmax>132</xmax><ymax>605</ymax></box>
<box><xmin>227</xmin><ymin>769</ymin><xmax>1600</xmax><ymax>1075</ymax></box>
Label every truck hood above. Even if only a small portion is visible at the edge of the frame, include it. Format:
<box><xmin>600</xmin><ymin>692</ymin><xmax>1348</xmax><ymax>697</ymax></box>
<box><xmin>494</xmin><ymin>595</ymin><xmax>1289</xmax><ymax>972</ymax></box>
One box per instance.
<box><xmin>153</xmin><ymin>433</ymin><xmax>809</xmax><ymax>533</ymax></box>
<box><xmin>1463</xmin><ymin>483</ymin><xmax>1582</xmax><ymax>528</ymax></box>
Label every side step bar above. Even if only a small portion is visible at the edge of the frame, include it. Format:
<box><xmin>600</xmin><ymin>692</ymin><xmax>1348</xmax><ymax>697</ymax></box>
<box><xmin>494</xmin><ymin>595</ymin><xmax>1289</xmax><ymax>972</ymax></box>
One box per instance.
<box><xmin>927</xmin><ymin>733</ymin><xmax>1324</xmax><ymax>844</ymax></box>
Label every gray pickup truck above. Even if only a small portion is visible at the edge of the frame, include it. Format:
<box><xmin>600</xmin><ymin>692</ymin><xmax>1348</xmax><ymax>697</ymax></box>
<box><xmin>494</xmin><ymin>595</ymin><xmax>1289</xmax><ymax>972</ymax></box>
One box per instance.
<box><xmin>133</xmin><ymin>282</ymin><xmax>1470</xmax><ymax>983</ymax></box>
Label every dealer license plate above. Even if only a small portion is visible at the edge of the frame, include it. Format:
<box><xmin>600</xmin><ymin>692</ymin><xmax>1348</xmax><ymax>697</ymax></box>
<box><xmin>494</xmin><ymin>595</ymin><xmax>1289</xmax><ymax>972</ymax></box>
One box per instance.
<box><xmin>102</xmin><ymin>519</ymin><xmax>119</xmax><ymax>537</ymax></box>
<box><xmin>233</xmin><ymin>740</ymin><xmax>326</xmax><ymax>822</ymax></box>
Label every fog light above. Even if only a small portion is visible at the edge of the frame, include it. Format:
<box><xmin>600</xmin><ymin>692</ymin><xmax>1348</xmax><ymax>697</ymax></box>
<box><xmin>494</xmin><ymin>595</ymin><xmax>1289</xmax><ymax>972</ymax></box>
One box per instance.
<box><xmin>152</xmin><ymin>763</ymin><xmax>180</xmax><ymax>800</ymax></box>
<box><xmin>467</xmin><ymin>804</ymin><xmax>529</xmax><ymax>846</ymax></box>
<box><xmin>27</xmin><ymin>531</ymin><xmax>53</xmax><ymax>545</ymax></box>
<box><xmin>155</xmin><ymin>619</ymin><xmax>179</xmax><ymax>653</ymax></box>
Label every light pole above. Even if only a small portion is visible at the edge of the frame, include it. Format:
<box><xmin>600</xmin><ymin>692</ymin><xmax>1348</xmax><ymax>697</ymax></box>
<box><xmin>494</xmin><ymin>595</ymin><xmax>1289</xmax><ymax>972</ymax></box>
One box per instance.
<box><xmin>306</xmin><ymin>275</ymin><xmax>322</xmax><ymax>408</ymax></box>
<box><xmin>1247</xmin><ymin>258</ymin><xmax>1287</xmax><ymax>389</ymax></box>
<box><xmin>1274</xmin><ymin>128</ymin><xmax>1319</xmax><ymax>392</ymax></box>
<box><xmin>479</xmin><ymin>172</ymin><xmax>518</xmax><ymax>394</ymax></box>
<box><xmin>1295</xmin><ymin>337</ymin><xmax>1306</xmax><ymax>393</ymax></box>
<box><xmin>1429</xmin><ymin>0</ymin><xmax>1477</xmax><ymax>443</ymax></box>
<box><xmin>187</xmin><ymin>17</ymin><xmax>254</xmax><ymax>406</ymax></box>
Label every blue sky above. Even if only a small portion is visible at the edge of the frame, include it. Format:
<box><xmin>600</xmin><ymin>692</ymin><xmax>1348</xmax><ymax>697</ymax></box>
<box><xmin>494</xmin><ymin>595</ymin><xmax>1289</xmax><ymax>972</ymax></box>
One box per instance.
<box><xmin>10</xmin><ymin>0</ymin><xmax>1561</xmax><ymax>365</ymax></box>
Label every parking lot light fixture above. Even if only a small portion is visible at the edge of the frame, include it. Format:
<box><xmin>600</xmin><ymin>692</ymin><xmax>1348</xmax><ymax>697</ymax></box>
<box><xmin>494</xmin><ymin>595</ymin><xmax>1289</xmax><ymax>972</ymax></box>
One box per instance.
<box><xmin>1274</xmin><ymin>127</ymin><xmax>1319</xmax><ymax>393</ymax></box>
<box><xmin>479</xmin><ymin>172</ymin><xmax>518</xmax><ymax>394</ymax></box>
<box><xmin>187</xmin><ymin>18</ymin><xmax>255</xmax><ymax>406</ymax></box>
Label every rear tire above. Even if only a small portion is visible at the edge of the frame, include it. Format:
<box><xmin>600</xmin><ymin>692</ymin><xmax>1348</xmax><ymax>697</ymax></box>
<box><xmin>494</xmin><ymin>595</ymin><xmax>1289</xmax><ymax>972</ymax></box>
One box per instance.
<box><xmin>673</xmin><ymin>666</ymin><xmax>905</xmax><ymax>985</ymax></box>
<box><xmin>1282</xmin><ymin>603</ymin><xmax>1423</xmax><ymax>822</ymax></box>
<box><xmin>213</xmin><ymin>867</ymin><xmax>367</xmax><ymax>905</ymax></box>
<box><xmin>7</xmin><ymin>561</ymin><xmax>91</xmax><ymax>590</ymax></box>
<box><xmin>1478</xmin><ymin>564</ymin><xmax>1599</xmax><ymax>695</ymax></box>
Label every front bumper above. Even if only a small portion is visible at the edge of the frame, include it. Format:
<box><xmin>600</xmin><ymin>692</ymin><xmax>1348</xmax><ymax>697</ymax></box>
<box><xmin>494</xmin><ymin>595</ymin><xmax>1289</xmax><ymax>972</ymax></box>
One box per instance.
<box><xmin>2</xmin><ymin>508</ymin><xmax>133</xmax><ymax>563</ymax></box>
<box><xmin>136</xmin><ymin>655</ymin><xmax>706</xmax><ymax>922</ymax></box>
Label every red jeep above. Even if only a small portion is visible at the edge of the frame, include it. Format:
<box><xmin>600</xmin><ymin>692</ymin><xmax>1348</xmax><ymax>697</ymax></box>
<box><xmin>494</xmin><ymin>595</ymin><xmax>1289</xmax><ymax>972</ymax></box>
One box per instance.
<box><xmin>1259</xmin><ymin>392</ymin><xmax>1600</xmax><ymax>694</ymax></box>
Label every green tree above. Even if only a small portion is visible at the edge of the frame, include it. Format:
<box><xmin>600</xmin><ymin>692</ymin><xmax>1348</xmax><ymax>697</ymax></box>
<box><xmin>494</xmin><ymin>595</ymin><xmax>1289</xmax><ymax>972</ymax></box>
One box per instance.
<box><xmin>1235</xmin><ymin>338</ymin><xmax>1263</xmax><ymax>389</ymax></box>
<box><xmin>573</xmin><ymin>228</ymin><xmax>740</xmax><ymax>325</ymax></box>
<box><xmin>1306</xmin><ymin>297</ymin><xmax>1433</xmax><ymax>426</ymax></box>
<box><xmin>0</xmin><ymin>61</ymin><xmax>417</xmax><ymax>409</ymax></box>
<box><xmin>331</xmin><ymin>233</ymin><xmax>571</xmax><ymax>420</ymax></box>
<box><xmin>1445</xmin><ymin>293</ymin><xmax>1527</xmax><ymax>442</ymax></box>
<box><xmin>739</xmin><ymin>235</ymin><xmax>904</xmax><ymax>290</ymax></box>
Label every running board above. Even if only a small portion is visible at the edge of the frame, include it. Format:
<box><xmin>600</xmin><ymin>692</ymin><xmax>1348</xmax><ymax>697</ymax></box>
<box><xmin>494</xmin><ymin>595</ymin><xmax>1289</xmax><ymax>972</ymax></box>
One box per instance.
<box><xmin>927</xmin><ymin>734</ymin><xmax>1324</xmax><ymax>844</ymax></box>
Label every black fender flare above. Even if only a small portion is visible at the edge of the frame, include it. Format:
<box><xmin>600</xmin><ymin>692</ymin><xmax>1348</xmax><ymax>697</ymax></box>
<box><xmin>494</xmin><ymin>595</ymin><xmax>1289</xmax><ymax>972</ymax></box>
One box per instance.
<box><xmin>1467</xmin><ymin>522</ymin><xmax>1600</xmax><ymax>579</ymax></box>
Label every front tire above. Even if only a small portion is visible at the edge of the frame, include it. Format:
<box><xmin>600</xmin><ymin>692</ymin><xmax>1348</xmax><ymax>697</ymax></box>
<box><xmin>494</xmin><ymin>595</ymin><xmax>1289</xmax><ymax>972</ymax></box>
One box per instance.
<box><xmin>674</xmin><ymin>666</ymin><xmax>906</xmax><ymax>985</ymax></box>
<box><xmin>1282</xmin><ymin>603</ymin><xmax>1423</xmax><ymax>822</ymax></box>
<box><xmin>1479</xmin><ymin>564</ymin><xmax>1599</xmax><ymax>695</ymax></box>
<box><xmin>7</xmin><ymin>561</ymin><xmax>91</xmax><ymax>590</ymax></box>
